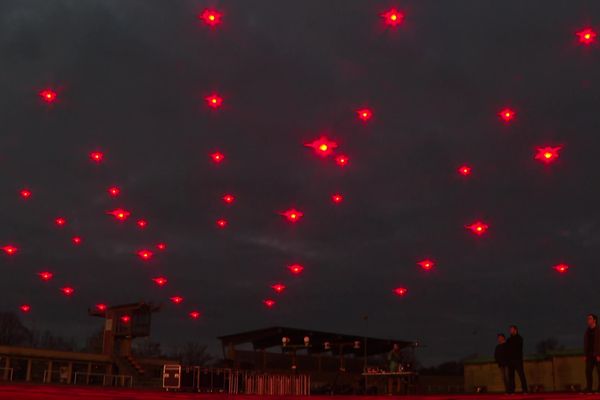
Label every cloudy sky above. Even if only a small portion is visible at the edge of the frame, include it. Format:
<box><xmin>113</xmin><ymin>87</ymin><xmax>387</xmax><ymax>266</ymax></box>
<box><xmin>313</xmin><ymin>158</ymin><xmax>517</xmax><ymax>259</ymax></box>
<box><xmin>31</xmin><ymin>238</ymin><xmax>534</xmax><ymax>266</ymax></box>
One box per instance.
<box><xmin>1</xmin><ymin>0</ymin><xmax>600</xmax><ymax>365</ymax></box>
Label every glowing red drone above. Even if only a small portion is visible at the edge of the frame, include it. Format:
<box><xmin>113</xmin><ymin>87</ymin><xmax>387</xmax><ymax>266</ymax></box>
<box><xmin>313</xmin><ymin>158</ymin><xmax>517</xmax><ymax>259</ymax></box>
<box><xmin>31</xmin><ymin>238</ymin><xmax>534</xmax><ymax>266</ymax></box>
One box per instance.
<box><xmin>394</xmin><ymin>287</ymin><xmax>408</xmax><ymax>297</ymax></box>
<box><xmin>152</xmin><ymin>277</ymin><xmax>168</xmax><ymax>286</ymax></box>
<box><xmin>335</xmin><ymin>154</ymin><xmax>349</xmax><ymax>167</ymax></box>
<box><xmin>417</xmin><ymin>259</ymin><xmax>435</xmax><ymax>271</ymax></box>
<box><xmin>38</xmin><ymin>271</ymin><xmax>53</xmax><ymax>281</ymax></box>
<box><xmin>535</xmin><ymin>146</ymin><xmax>561</xmax><ymax>164</ymax></box>
<box><xmin>280</xmin><ymin>209</ymin><xmax>303</xmax><ymax>223</ymax></box>
<box><xmin>20</xmin><ymin>189</ymin><xmax>32</xmax><ymax>199</ymax></box>
<box><xmin>20</xmin><ymin>304</ymin><xmax>31</xmax><ymax>313</ymax></box>
<box><xmin>263</xmin><ymin>299</ymin><xmax>276</xmax><ymax>308</ymax></box>
<box><xmin>288</xmin><ymin>264</ymin><xmax>304</xmax><ymax>275</ymax></box>
<box><xmin>121</xmin><ymin>315</ymin><xmax>131</xmax><ymax>323</ymax></box>
<box><xmin>137</xmin><ymin>219</ymin><xmax>148</xmax><ymax>229</ymax></box>
<box><xmin>210</xmin><ymin>151</ymin><xmax>225</xmax><ymax>163</ymax></box>
<box><xmin>72</xmin><ymin>236</ymin><xmax>82</xmax><ymax>245</ymax></box>
<box><xmin>216</xmin><ymin>218</ymin><xmax>228</xmax><ymax>228</ymax></box>
<box><xmin>170</xmin><ymin>296</ymin><xmax>184</xmax><ymax>304</ymax></box>
<box><xmin>577</xmin><ymin>28</ymin><xmax>597</xmax><ymax>45</ymax></box>
<box><xmin>499</xmin><ymin>108</ymin><xmax>515</xmax><ymax>123</ymax></box>
<box><xmin>189</xmin><ymin>311</ymin><xmax>201</xmax><ymax>320</ymax></box>
<box><xmin>89</xmin><ymin>151</ymin><xmax>104</xmax><ymax>163</ymax></box>
<box><xmin>222</xmin><ymin>194</ymin><xmax>235</xmax><ymax>204</ymax></box>
<box><xmin>382</xmin><ymin>8</ymin><xmax>404</xmax><ymax>27</ymax></box>
<box><xmin>61</xmin><ymin>286</ymin><xmax>75</xmax><ymax>296</ymax></box>
<box><xmin>2</xmin><ymin>245</ymin><xmax>18</xmax><ymax>255</ymax></box>
<box><xmin>553</xmin><ymin>264</ymin><xmax>569</xmax><ymax>274</ymax></box>
<box><xmin>107</xmin><ymin>208</ymin><xmax>131</xmax><ymax>221</ymax></box>
<box><xmin>95</xmin><ymin>304</ymin><xmax>108</xmax><ymax>312</ymax></box>
<box><xmin>199</xmin><ymin>9</ymin><xmax>222</xmax><ymax>27</ymax></box>
<box><xmin>54</xmin><ymin>217</ymin><xmax>67</xmax><ymax>227</ymax></box>
<box><xmin>137</xmin><ymin>249</ymin><xmax>153</xmax><ymax>261</ymax></box>
<box><xmin>305</xmin><ymin>136</ymin><xmax>338</xmax><ymax>157</ymax></box>
<box><xmin>108</xmin><ymin>186</ymin><xmax>120</xmax><ymax>197</ymax></box>
<box><xmin>466</xmin><ymin>221</ymin><xmax>489</xmax><ymax>236</ymax></box>
<box><xmin>356</xmin><ymin>108</ymin><xmax>373</xmax><ymax>122</ymax></box>
<box><xmin>205</xmin><ymin>94</ymin><xmax>223</xmax><ymax>109</ymax></box>
<box><xmin>331</xmin><ymin>193</ymin><xmax>344</xmax><ymax>204</ymax></box>
<box><xmin>39</xmin><ymin>89</ymin><xmax>57</xmax><ymax>103</ymax></box>
<box><xmin>458</xmin><ymin>165</ymin><xmax>472</xmax><ymax>176</ymax></box>
<box><xmin>156</xmin><ymin>243</ymin><xmax>167</xmax><ymax>251</ymax></box>
<box><xmin>271</xmin><ymin>283</ymin><xmax>286</xmax><ymax>294</ymax></box>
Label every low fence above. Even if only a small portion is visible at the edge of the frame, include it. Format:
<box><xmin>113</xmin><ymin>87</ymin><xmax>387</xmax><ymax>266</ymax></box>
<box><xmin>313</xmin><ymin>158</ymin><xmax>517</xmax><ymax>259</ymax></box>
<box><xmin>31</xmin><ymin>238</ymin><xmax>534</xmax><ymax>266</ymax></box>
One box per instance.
<box><xmin>0</xmin><ymin>367</ymin><xmax>13</xmax><ymax>381</ymax></box>
<box><xmin>73</xmin><ymin>372</ymin><xmax>133</xmax><ymax>387</ymax></box>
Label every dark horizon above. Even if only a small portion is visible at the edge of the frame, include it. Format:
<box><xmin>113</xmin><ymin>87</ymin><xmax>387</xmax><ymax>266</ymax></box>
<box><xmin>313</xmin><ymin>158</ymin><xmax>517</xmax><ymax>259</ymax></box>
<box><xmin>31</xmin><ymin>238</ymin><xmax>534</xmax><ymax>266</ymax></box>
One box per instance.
<box><xmin>1</xmin><ymin>0</ymin><xmax>600</xmax><ymax>366</ymax></box>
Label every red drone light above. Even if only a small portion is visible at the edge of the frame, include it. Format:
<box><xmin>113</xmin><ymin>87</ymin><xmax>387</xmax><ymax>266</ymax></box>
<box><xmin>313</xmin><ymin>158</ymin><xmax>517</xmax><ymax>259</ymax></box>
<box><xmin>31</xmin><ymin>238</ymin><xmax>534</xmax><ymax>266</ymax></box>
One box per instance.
<box><xmin>288</xmin><ymin>264</ymin><xmax>304</xmax><ymax>275</ymax></box>
<box><xmin>263</xmin><ymin>299</ymin><xmax>276</xmax><ymax>308</ymax></box>
<box><xmin>458</xmin><ymin>165</ymin><xmax>472</xmax><ymax>176</ymax></box>
<box><xmin>417</xmin><ymin>259</ymin><xmax>435</xmax><ymax>271</ymax></box>
<box><xmin>305</xmin><ymin>136</ymin><xmax>338</xmax><ymax>157</ymax></box>
<box><xmin>120</xmin><ymin>315</ymin><xmax>131</xmax><ymax>324</ymax></box>
<box><xmin>553</xmin><ymin>263</ymin><xmax>570</xmax><ymax>274</ymax></box>
<box><xmin>499</xmin><ymin>108</ymin><xmax>516</xmax><ymax>123</ymax></box>
<box><xmin>189</xmin><ymin>311</ymin><xmax>201</xmax><ymax>319</ymax></box>
<box><xmin>137</xmin><ymin>219</ymin><xmax>148</xmax><ymax>229</ymax></box>
<box><xmin>54</xmin><ymin>217</ymin><xmax>67</xmax><ymax>227</ymax></box>
<box><xmin>39</xmin><ymin>89</ymin><xmax>57</xmax><ymax>103</ymax></box>
<box><xmin>335</xmin><ymin>154</ymin><xmax>350</xmax><ymax>167</ymax></box>
<box><xmin>535</xmin><ymin>146</ymin><xmax>561</xmax><ymax>164</ymax></box>
<box><xmin>199</xmin><ymin>9</ymin><xmax>222</xmax><ymax>27</ymax></box>
<box><xmin>20</xmin><ymin>189</ymin><xmax>32</xmax><ymax>199</ymax></box>
<box><xmin>216</xmin><ymin>218</ymin><xmax>228</xmax><ymax>228</ymax></box>
<box><xmin>331</xmin><ymin>193</ymin><xmax>344</xmax><ymax>204</ymax></box>
<box><xmin>137</xmin><ymin>249</ymin><xmax>153</xmax><ymax>261</ymax></box>
<box><xmin>61</xmin><ymin>286</ymin><xmax>75</xmax><ymax>296</ymax></box>
<box><xmin>210</xmin><ymin>151</ymin><xmax>225</xmax><ymax>163</ymax></box>
<box><xmin>20</xmin><ymin>304</ymin><xmax>31</xmax><ymax>313</ymax></box>
<box><xmin>152</xmin><ymin>276</ymin><xmax>168</xmax><ymax>287</ymax></box>
<box><xmin>222</xmin><ymin>194</ymin><xmax>235</xmax><ymax>204</ymax></box>
<box><xmin>466</xmin><ymin>221</ymin><xmax>489</xmax><ymax>236</ymax></box>
<box><xmin>356</xmin><ymin>108</ymin><xmax>373</xmax><ymax>122</ymax></box>
<box><xmin>89</xmin><ymin>151</ymin><xmax>104</xmax><ymax>163</ymax></box>
<box><xmin>382</xmin><ymin>8</ymin><xmax>404</xmax><ymax>27</ymax></box>
<box><xmin>38</xmin><ymin>271</ymin><xmax>53</xmax><ymax>281</ymax></box>
<box><xmin>394</xmin><ymin>287</ymin><xmax>408</xmax><ymax>297</ymax></box>
<box><xmin>271</xmin><ymin>283</ymin><xmax>286</xmax><ymax>294</ymax></box>
<box><xmin>108</xmin><ymin>186</ymin><xmax>120</xmax><ymax>197</ymax></box>
<box><xmin>2</xmin><ymin>245</ymin><xmax>18</xmax><ymax>255</ymax></box>
<box><xmin>72</xmin><ymin>236</ymin><xmax>82</xmax><ymax>245</ymax></box>
<box><xmin>156</xmin><ymin>242</ymin><xmax>167</xmax><ymax>251</ymax></box>
<box><xmin>280</xmin><ymin>209</ymin><xmax>303</xmax><ymax>223</ymax></box>
<box><xmin>577</xmin><ymin>28</ymin><xmax>597</xmax><ymax>45</ymax></box>
<box><xmin>95</xmin><ymin>303</ymin><xmax>108</xmax><ymax>312</ymax></box>
<box><xmin>107</xmin><ymin>208</ymin><xmax>131</xmax><ymax>221</ymax></box>
<box><xmin>170</xmin><ymin>296</ymin><xmax>184</xmax><ymax>304</ymax></box>
<box><xmin>205</xmin><ymin>94</ymin><xmax>224</xmax><ymax>109</ymax></box>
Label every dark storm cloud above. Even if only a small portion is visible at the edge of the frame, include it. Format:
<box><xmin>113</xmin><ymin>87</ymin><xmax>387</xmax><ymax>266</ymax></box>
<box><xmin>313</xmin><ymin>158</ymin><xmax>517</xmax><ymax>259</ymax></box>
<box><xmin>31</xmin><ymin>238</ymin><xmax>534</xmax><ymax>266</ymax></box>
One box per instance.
<box><xmin>1</xmin><ymin>0</ymin><xmax>600</xmax><ymax>364</ymax></box>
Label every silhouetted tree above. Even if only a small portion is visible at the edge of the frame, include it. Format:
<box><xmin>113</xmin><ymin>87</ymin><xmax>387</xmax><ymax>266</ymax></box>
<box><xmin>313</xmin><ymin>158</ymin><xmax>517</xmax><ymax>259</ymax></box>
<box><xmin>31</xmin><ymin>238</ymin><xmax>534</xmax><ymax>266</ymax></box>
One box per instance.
<box><xmin>133</xmin><ymin>338</ymin><xmax>163</xmax><ymax>358</ymax></box>
<box><xmin>536</xmin><ymin>337</ymin><xmax>564</xmax><ymax>355</ymax></box>
<box><xmin>0</xmin><ymin>312</ymin><xmax>32</xmax><ymax>346</ymax></box>
<box><xmin>82</xmin><ymin>327</ymin><xmax>104</xmax><ymax>353</ymax></box>
<box><xmin>173</xmin><ymin>342</ymin><xmax>213</xmax><ymax>366</ymax></box>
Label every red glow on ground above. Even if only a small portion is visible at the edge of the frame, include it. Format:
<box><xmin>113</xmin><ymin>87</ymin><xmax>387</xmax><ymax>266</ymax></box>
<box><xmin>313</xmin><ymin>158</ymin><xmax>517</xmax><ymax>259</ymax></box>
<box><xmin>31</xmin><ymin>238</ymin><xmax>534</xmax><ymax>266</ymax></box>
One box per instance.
<box><xmin>39</xmin><ymin>89</ymin><xmax>57</xmax><ymax>103</ymax></box>
<box><xmin>61</xmin><ymin>287</ymin><xmax>75</xmax><ymax>296</ymax></box>
<box><xmin>72</xmin><ymin>236</ymin><xmax>82</xmax><ymax>245</ymax></box>
<box><xmin>394</xmin><ymin>287</ymin><xmax>408</xmax><ymax>297</ymax></box>
<box><xmin>335</xmin><ymin>154</ymin><xmax>349</xmax><ymax>167</ymax></box>
<box><xmin>38</xmin><ymin>271</ymin><xmax>53</xmax><ymax>281</ymax></box>
<box><xmin>466</xmin><ymin>221</ymin><xmax>489</xmax><ymax>236</ymax></box>
<box><xmin>137</xmin><ymin>249</ymin><xmax>153</xmax><ymax>261</ymax></box>
<box><xmin>331</xmin><ymin>193</ymin><xmax>344</xmax><ymax>204</ymax></box>
<box><xmin>263</xmin><ymin>299</ymin><xmax>276</xmax><ymax>308</ymax></box>
<box><xmin>271</xmin><ymin>283</ymin><xmax>286</xmax><ymax>293</ymax></box>
<box><xmin>305</xmin><ymin>136</ymin><xmax>338</xmax><ymax>157</ymax></box>
<box><xmin>170</xmin><ymin>296</ymin><xmax>184</xmax><ymax>304</ymax></box>
<box><xmin>535</xmin><ymin>146</ymin><xmax>561</xmax><ymax>164</ymax></box>
<box><xmin>54</xmin><ymin>217</ymin><xmax>67</xmax><ymax>227</ymax></box>
<box><xmin>107</xmin><ymin>208</ymin><xmax>131</xmax><ymax>221</ymax></box>
<box><xmin>288</xmin><ymin>264</ymin><xmax>304</xmax><ymax>275</ymax></box>
<box><xmin>553</xmin><ymin>263</ymin><xmax>569</xmax><ymax>274</ymax></box>
<box><xmin>108</xmin><ymin>186</ymin><xmax>120</xmax><ymax>197</ymax></box>
<box><xmin>382</xmin><ymin>8</ymin><xmax>404</xmax><ymax>27</ymax></box>
<box><xmin>577</xmin><ymin>28</ymin><xmax>597</xmax><ymax>45</ymax></box>
<box><xmin>216</xmin><ymin>218</ymin><xmax>228</xmax><ymax>228</ymax></box>
<box><xmin>458</xmin><ymin>165</ymin><xmax>472</xmax><ymax>176</ymax></box>
<box><xmin>89</xmin><ymin>151</ymin><xmax>104</xmax><ymax>163</ymax></box>
<box><xmin>189</xmin><ymin>311</ymin><xmax>201</xmax><ymax>319</ymax></box>
<box><xmin>20</xmin><ymin>304</ymin><xmax>31</xmax><ymax>313</ymax></box>
<box><xmin>222</xmin><ymin>194</ymin><xmax>235</xmax><ymax>204</ymax></box>
<box><xmin>152</xmin><ymin>277</ymin><xmax>168</xmax><ymax>286</ymax></box>
<box><xmin>2</xmin><ymin>245</ymin><xmax>18</xmax><ymax>255</ymax></box>
<box><xmin>356</xmin><ymin>108</ymin><xmax>373</xmax><ymax>122</ymax></box>
<box><xmin>417</xmin><ymin>259</ymin><xmax>435</xmax><ymax>271</ymax></box>
<box><xmin>20</xmin><ymin>189</ymin><xmax>32</xmax><ymax>199</ymax></box>
<box><xmin>205</xmin><ymin>94</ymin><xmax>224</xmax><ymax>109</ymax></box>
<box><xmin>499</xmin><ymin>108</ymin><xmax>515</xmax><ymax>123</ymax></box>
<box><xmin>200</xmin><ymin>9</ymin><xmax>222</xmax><ymax>27</ymax></box>
<box><xmin>280</xmin><ymin>209</ymin><xmax>303</xmax><ymax>223</ymax></box>
<box><xmin>210</xmin><ymin>151</ymin><xmax>225</xmax><ymax>163</ymax></box>
<box><xmin>120</xmin><ymin>315</ymin><xmax>131</xmax><ymax>323</ymax></box>
<box><xmin>95</xmin><ymin>304</ymin><xmax>107</xmax><ymax>312</ymax></box>
<box><xmin>137</xmin><ymin>219</ymin><xmax>148</xmax><ymax>229</ymax></box>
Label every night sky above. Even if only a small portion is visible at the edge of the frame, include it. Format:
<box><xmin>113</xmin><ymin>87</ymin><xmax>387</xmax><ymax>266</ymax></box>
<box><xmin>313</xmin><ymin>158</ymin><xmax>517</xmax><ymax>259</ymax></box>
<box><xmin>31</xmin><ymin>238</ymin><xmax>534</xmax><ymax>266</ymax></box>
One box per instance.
<box><xmin>1</xmin><ymin>0</ymin><xmax>600</xmax><ymax>366</ymax></box>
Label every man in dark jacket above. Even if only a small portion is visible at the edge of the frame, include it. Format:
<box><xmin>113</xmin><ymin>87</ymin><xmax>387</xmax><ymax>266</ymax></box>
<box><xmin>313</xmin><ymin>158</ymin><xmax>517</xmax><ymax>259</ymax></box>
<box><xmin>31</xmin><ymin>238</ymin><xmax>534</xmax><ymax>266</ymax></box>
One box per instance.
<box><xmin>584</xmin><ymin>314</ymin><xmax>600</xmax><ymax>392</ymax></box>
<box><xmin>494</xmin><ymin>333</ymin><xmax>509</xmax><ymax>392</ymax></box>
<box><xmin>506</xmin><ymin>325</ymin><xmax>528</xmax><ymax>394</ymax></box>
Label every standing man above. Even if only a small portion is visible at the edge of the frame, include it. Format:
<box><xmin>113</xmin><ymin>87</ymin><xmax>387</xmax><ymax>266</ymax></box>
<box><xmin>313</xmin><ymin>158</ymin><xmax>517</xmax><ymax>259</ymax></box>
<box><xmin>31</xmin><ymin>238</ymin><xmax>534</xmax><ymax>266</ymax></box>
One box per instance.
<box><xmin>388</xmin><ymin>343</ymin><xmax>402</xmax><ymax>372</ymax></box>
<box><xmin>506</xmin><ymin>325</ymin><xmax>528</xmax><ymax>394</ymax></box>
<box><xmin>584</xmin><ymin>314</ymin><xmax>600</xmax><ymax>393</ymax></box>
<box><xmin>495</xmin><ymin>334</ymin><xmax>509</xmax><ymax>392</ymax></box>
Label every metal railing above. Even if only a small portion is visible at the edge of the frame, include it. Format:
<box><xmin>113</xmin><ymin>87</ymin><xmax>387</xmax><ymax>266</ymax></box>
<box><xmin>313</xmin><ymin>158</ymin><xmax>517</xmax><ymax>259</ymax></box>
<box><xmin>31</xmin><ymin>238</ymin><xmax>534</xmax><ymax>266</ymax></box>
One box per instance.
<box><xmin>73</xmin><ymin>372</ymin><xmax>133</xmax><ymax>387</ymax></box>
<box><xmin>193</xmin><ymin>367</ymin><xmax>309</xmax><ymax>395</ymax></box>
<box><xmin>0</xmin><ymin>367</ymin><xmax>13</xmax><ymax>381</ymax></box>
